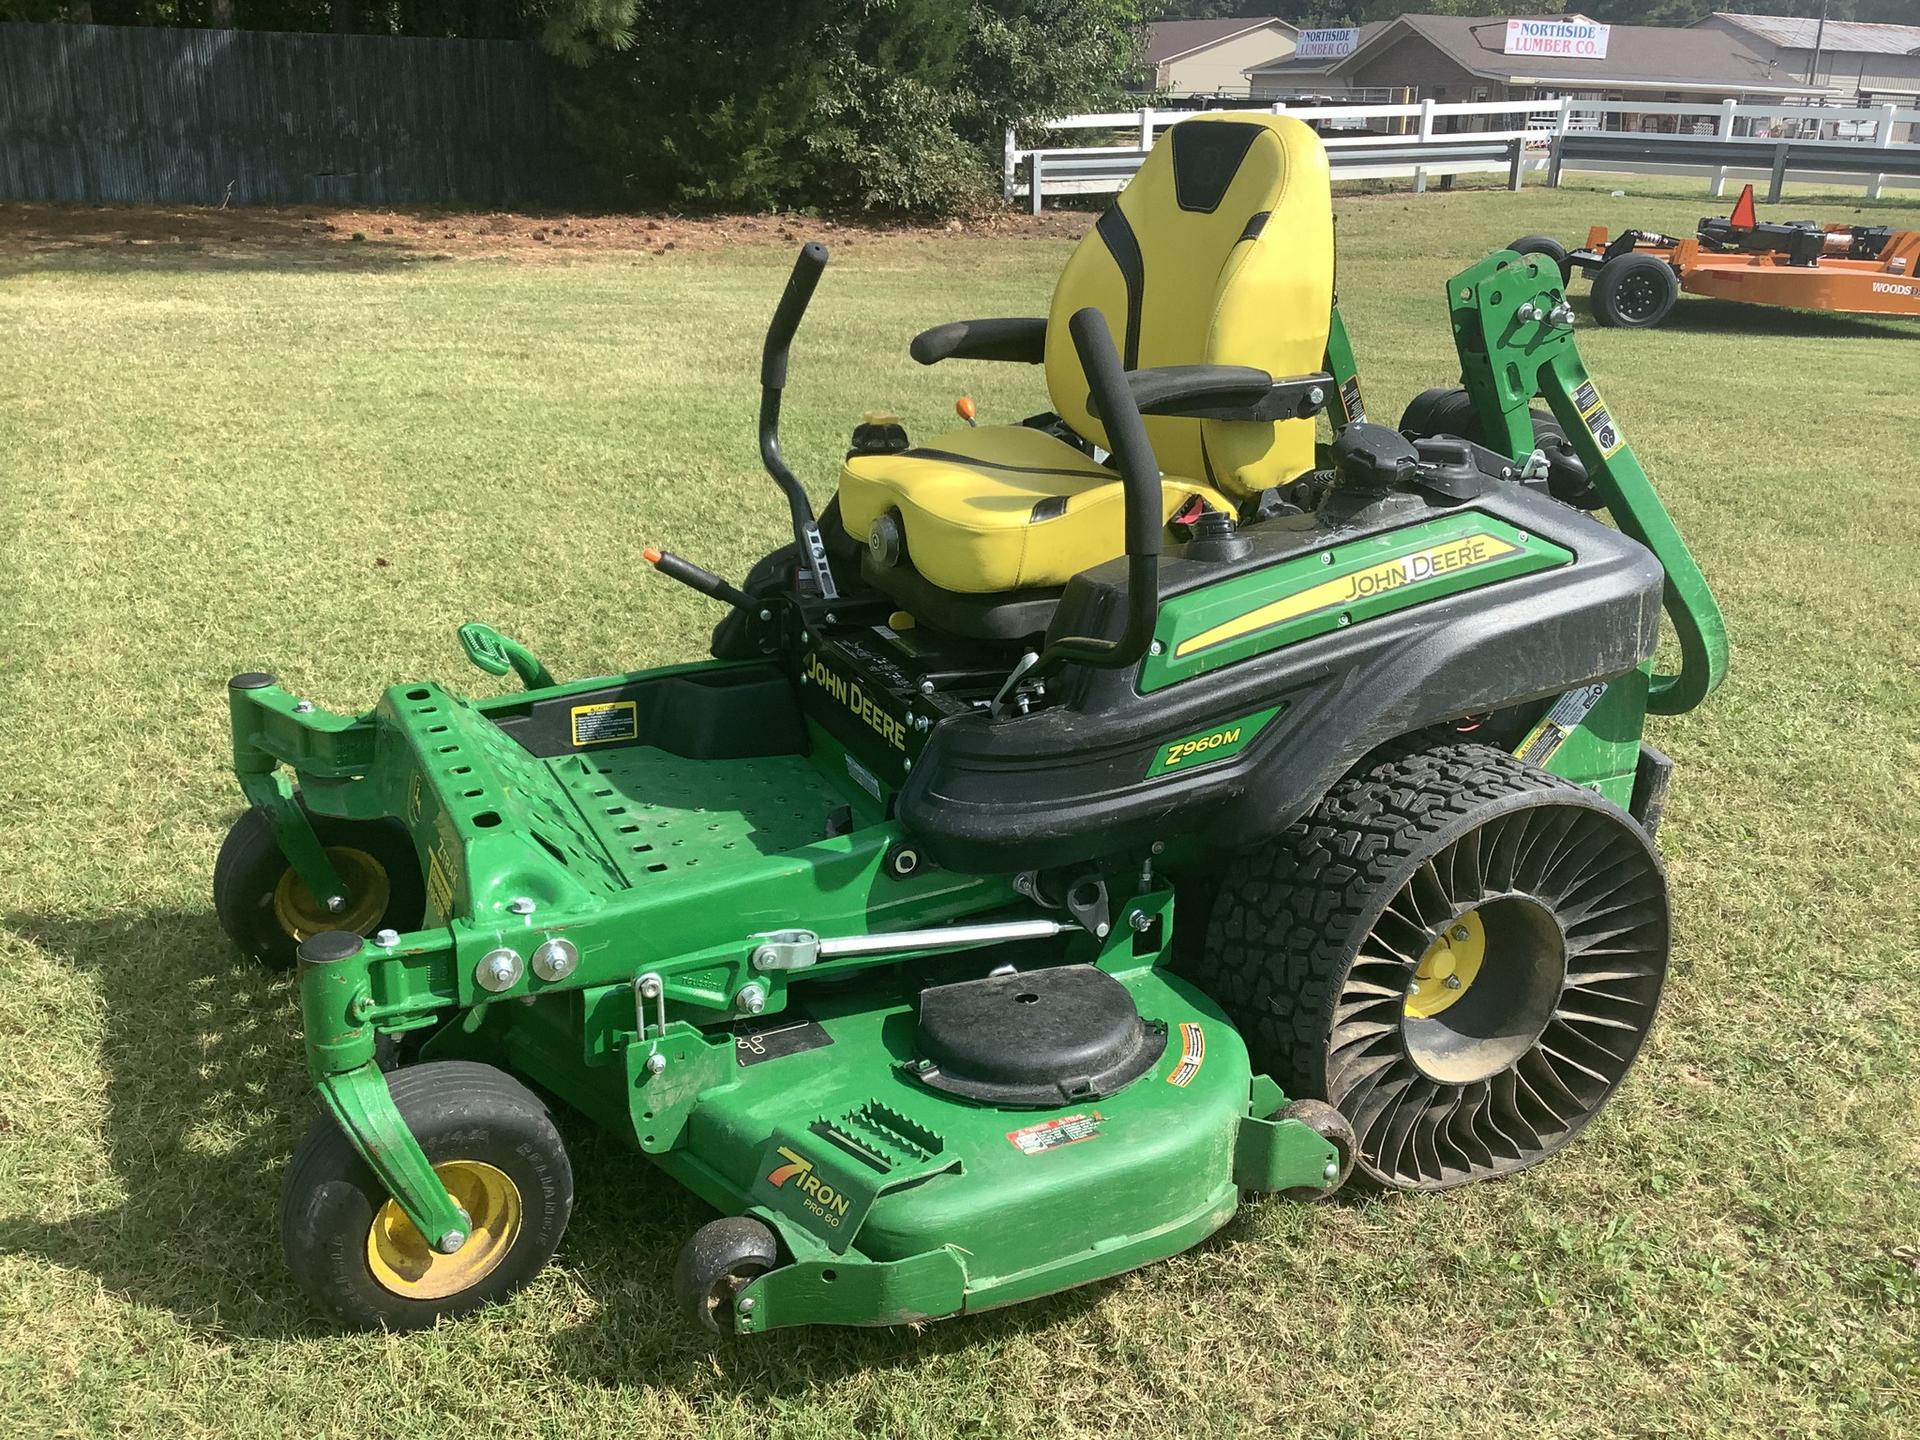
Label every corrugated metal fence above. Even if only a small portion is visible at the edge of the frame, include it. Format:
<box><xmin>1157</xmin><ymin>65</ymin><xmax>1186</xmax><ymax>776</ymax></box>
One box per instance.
<box><xmin>0</xmin><ymin>22</ymin><xmax>569</xmax><ymax>207</ymax></box>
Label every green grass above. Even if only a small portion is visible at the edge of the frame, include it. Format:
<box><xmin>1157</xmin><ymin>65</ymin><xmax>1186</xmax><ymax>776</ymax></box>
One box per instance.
<box><xmin>3</xmin><ymin>175</ymin><xmax>1918</xmax><ymax>1439</ymax></box>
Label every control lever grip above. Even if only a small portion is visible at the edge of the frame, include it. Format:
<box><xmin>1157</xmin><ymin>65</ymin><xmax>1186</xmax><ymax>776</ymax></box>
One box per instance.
<box><xmin>762</xmin><ymin>242</ymin><xmax>829</xmax><ymax>390</ymax></box>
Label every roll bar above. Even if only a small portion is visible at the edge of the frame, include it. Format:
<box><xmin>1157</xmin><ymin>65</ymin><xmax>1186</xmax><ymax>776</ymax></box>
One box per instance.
<box><xmin>759</xmin><ymin>242</ymin><xmax>839</xmax><ymax>600</ymax></box>
<box><xmin>1032</xmin><ymin>309</ymin><xmax>1163</xmax><ymax>677</ymax></box>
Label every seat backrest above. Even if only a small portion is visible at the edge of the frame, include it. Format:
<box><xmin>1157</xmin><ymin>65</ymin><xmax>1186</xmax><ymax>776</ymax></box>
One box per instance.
<box><xmin>1042</xmin><ymin>114</ymin><xmax>1333</xmax><ymax>501</ymax></box>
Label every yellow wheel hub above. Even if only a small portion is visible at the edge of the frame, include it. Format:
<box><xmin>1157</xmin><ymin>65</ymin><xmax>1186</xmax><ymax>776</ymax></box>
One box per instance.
<box><xmin>365</xmin><ymin>1160</ymin><xmax>523</xmax><ymax>1301</ymax></box>
<box><xmin>1406</xmin><ymin>909</ymin><xmax>1486</xmax><ymax>1020</ymax></box>
<box><xmin>272</xmin><ymin>845</ymin><xmax>389</xmax><ymax>941</ymax></box>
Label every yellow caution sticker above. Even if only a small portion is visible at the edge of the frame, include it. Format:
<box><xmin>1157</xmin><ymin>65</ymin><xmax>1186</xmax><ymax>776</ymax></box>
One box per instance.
<box><xmin>570</xmin><ymin>699</ymin><xmax>638</xmax><ymax>747</ymax></box>
<box><xmin>1570</xmin><ymin>378</ymin><xmax>1625</xmax><ymax>459</ymax></box>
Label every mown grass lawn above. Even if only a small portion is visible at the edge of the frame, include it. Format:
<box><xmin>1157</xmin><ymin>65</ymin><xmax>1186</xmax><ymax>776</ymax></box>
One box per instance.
<box><xmin>2</xmin><ymin>175</ymin><xmax>1918</xmax><ymax>1439</ymax></box>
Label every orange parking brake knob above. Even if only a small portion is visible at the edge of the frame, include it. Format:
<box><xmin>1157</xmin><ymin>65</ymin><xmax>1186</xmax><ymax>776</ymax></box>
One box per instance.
<box><xmin>956</xmin><ymin>396</ymin><xmax>978</xmax><ymax>426</ymax></box>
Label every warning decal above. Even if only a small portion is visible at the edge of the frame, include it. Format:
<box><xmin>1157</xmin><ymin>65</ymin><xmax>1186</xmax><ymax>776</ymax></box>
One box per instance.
<box><xmin>1340</xmin><ymin>373</ymin><xmax>1366</xmax><ymax>425</ymax></box>
<box><xmin>1007</xmin><ymin>1112</ymin><xmax>1103</xmax><ymax>1155</ymax></box>
<box><xmin>1167</xmin><ymin>1022</ymin><xmax>1206</xmax><ymax>1087</ymax></box>
<box><xmin>570</xmin><ymin>699</ymin><xmax>639</xmax><ymax>747</ymax></box>
<box><xmin>1515</xmin><ymin>682</ymin><xmax>1608</xmax><ymax>767</ymax></box>
<box><xmin>1570</xmin><ymin>378</ymin><xmax>1625</xmax><ymax>459</ymax></box>
<box><xmin>425</xmin><ymin>843</ymin><xmax>456</xmax><ymax>922</ymax></box>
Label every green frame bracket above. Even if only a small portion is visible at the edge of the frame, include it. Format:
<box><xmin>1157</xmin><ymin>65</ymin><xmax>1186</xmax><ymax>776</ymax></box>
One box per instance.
<box><xmin>1450</xmin><ymin>251</ymin><xmax>1728</xmax><ymax>715</ymax></box>
<box><xmin>1323</xmin><ymin>302</ymin><xmax>1367</xmax><ymax>428</ymax></box>
<box><xmin>1232</xmin><ymin>1111</ymin><xmax>1339</xmax><ymax>1193</ymax></box>
<box><xmin>732</xmin><ymin>1241</ymin><xmax>969</xmax><ymax>1334</ymax></box>
<box><xmin>315</xmin><ymin>1064</ymin><xmax>469</xmax><ymax>1250</ymax></box>
<box><xmin>299</xmin><ymin>935</ymin><xmax>466</xmax><ymax>1249</ymax></box>
<box><xmin>238</xmin><ymin>767</ymin><xmax>350</xmax><ymax>918</ymax></box>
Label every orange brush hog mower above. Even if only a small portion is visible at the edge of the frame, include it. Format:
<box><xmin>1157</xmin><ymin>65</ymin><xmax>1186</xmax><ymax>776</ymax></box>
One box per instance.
<box><xmin>1510</xmin><ymin>185</ymin><xmax>1920</xmax><ymax>329</ymax></box>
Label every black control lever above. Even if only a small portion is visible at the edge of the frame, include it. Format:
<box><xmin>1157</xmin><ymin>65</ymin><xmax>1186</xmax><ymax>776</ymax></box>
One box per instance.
<box><xmin>759</xmin><ymin>242</ymin><xmax>839</xmax><ymax>600</ymax></box>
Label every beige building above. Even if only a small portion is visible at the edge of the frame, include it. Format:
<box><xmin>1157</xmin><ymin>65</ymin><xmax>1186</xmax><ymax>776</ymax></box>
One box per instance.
<box><xmin>1145</xmin><ymin>18</ymin><xmax>1297</xmax><ymax>99</ymax></box>
<box><xmin>1694</xmin><ymin>13</ymin><xmax>1920</xmax><ymax>107</ymax></box>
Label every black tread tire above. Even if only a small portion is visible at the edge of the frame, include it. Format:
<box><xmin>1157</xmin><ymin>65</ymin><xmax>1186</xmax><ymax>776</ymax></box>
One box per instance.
<box><xmin>213</xmin><ymin>802</ymin><xmax>425</xmax><ymax>969</ymax></box>
<box><xmin>1396</xmin><ymin>389</ymin><xmax>1601</xmax><ymax>511</ymax></box>
<box><xmin>1196</xmin><ymin>741</ymin><xmax>1669</xmax><ymax>1193</ymax></box>
<box><xmin>1508</xmin><ymin>234</ymin><xmax>1573</xmax><ymax>283</ymax></box>
<box><xmin>280</xmin><ymin>1061</ymin><xmax>573</xmax><ymax>1330</ymax></box>
<box><xmin>674</xmin><ymin>1216</ymin><xmax>779</xmax><ymax>1335</ymax></box>
<box><xmin>1591</xmin><ymin>252</ymin><xmax>1679</xmax><ymax>329</ymax></box>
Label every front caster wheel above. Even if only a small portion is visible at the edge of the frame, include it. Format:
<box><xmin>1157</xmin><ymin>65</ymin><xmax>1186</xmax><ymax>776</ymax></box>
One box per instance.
<box><xmin>214</xmin><ymin>801</ymin><xmax>425</xmax><ymax>969</ymax></box>
<box><xmin>1200</xmin><ymin>742</ymin><xmax>1669</xmax><ymax>1193</ymax></box>
<box><xmin>674</xmin><ymin>1217</ymin><xmax>779</xmax><ymax>1334</ymax></box>
<box><xmin>280</xmin><ymin>1061</ymin><xmax>573</xmax><ymax>1330</ymax></box>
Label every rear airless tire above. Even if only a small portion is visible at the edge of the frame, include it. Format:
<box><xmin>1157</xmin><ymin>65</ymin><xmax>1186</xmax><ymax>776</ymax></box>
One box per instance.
<box><xmin>1199</xmin><ymin>743</ymin><xmax>1670</xmax><ymax>1192</ymax></box>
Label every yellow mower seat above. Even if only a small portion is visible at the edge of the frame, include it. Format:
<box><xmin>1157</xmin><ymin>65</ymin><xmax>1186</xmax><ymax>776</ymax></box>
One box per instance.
<box><xmin>841</xmin><ymin>112</ymin><xmax>1334</xmax><ymax>596</ymax></box>
<box><xmin>837</xmin><ymin>426</ymin><xmax>1230</xmax><ymax>594</ymax></box>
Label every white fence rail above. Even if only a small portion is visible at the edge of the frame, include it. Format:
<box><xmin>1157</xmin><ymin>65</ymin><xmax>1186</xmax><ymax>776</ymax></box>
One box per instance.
<box><xmin>1006</xmin><ymin>95</ymin><xmax>1920</xmax><ymax>211</ymax></box>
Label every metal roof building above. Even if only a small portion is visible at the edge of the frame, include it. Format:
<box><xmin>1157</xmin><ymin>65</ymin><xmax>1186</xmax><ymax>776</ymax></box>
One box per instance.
<box><xmin>1694</xmin><ymin>12</ymin><xmax>1920</xmax><ymax>103</ymax></box>
<box><xmin>1246</xmin><ymin>12</ymin><xmax>1836</xmax><ymax>105</ymax></box>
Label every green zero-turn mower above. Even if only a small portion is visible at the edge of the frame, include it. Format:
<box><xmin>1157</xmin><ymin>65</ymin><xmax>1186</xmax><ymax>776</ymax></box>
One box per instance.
<box><xmin>216</xmin><ymin>115</ymin><xmax>1727</xmax><ymax>1334</ymax></box>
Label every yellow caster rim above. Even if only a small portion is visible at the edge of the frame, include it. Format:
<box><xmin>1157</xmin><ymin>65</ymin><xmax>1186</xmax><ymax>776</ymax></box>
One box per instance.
<box><xmin>366</xmin><ymin>1160</ymin><xmax>523</xmax><ymax>1300</ymax></box>
<box><xmin>1405</xmin><ymin>909</ymin><xmax>1486</xmax><ymax>1020</ymax></box>
<box><xmin>273</xmin><ymin>845</ymin><xmax>389</xmax><ymax>940</ymax></box>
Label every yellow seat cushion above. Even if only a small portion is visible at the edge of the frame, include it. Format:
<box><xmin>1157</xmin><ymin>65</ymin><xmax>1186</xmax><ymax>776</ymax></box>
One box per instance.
<box><xmin>838</xmin><ymin>426</ymin><xmax>1229</xmax><ymax>594</ymax></box>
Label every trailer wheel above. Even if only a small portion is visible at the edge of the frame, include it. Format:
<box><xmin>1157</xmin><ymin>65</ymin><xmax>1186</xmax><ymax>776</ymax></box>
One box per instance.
<box><xmin>280</xmin><ymin>1062</ymin><xmax>573</xmax><ymax>1330</ymax></box>
<box><xmin>213</xmin><ymin>803</ymin><xmax>425</xmax><ymax>969</ymax></box>
<box><xmin>1508</xmin><ymin>234</ymin><xmax>1572</xmax><ymax>283</ymax></box>
<box><xmin>1196</xmin><ymin>742</ymin><xmax>1669</xmax><ymax>1192</ymax></box>
<box><xmin>1591</xmin><ymin>253</ymin><xmax>1678</xmax><ymax>328</ymax></box>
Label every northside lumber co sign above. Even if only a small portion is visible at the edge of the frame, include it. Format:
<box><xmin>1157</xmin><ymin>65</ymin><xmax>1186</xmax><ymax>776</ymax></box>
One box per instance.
<box><xmin>1295</xmin><ymin>27</ymin><xmax>1360</xmax><ymax>62</ymax></box>
<box><xmin>1503</xmin><ymin>18</ymin><xmax>1611</xmax><ymax>59</ymax></box>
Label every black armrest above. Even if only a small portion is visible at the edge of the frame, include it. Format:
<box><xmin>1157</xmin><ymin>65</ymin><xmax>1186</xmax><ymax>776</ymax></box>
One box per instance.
<box><xmin>910</xmin><ymin>317</ymin><xmax>1047</xmax><ymax>366</ymax></box>
<box><xmin>1087</xmin><ymin>365</ymin><xmax>1335</xmax><ymax>423</ymax></box>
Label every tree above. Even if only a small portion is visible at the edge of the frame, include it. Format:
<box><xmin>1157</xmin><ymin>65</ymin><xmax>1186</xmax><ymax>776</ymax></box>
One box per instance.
<box><xmin>556</xmin><ymin>1</ymin><xmax>1144</xmax><ymax>215</ymax></box>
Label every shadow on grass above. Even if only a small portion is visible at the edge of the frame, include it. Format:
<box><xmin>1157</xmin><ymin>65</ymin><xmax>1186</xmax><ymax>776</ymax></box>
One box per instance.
<box><xmin>0</xmin><ymin>904</ymin><xmax>1104</xmax><ymax>1377</ymax></box>
<box><xmin>1571</xmin><ymin>292</ymin><xmax>1920</xmax><ymax>339</ymax></box>
<box><xmin>0</xmin><ymin>906</ymin><xmax>320</xmax><ymax>1337</ymax></box>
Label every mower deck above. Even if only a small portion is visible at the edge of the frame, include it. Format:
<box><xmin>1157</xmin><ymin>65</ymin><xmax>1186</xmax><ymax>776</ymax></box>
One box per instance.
<box><xmin>656</xmin><ymin>962</ymin><xmax>1304</xmax><ymax>1332</ymax></box>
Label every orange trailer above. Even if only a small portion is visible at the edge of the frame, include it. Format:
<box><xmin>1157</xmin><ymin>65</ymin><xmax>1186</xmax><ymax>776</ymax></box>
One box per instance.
<box><xmin>1512</xmin><ymin>186</ymin><xmax>1920</xmax><ymax>329</ymax></box>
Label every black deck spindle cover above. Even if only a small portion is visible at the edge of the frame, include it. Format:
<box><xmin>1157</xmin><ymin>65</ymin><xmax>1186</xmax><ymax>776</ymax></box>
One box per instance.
<box><xmin>911</xmin><ymin>964</ymin><xmax>1167</xmax><ymax>1107</ymax></box>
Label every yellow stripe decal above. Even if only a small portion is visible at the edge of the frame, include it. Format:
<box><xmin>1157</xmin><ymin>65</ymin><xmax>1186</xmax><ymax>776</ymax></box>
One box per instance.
<box><xmin>1174</xmin><ymin>532</ymin><xmax>1520</xmax><ymax>658</ymax></box>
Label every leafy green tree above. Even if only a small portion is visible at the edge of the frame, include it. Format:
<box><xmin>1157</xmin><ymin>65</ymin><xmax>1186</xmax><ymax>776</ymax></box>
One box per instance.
<box><xmin>557</xmin><ymin>1</ymin><xmax>1142</xmax><ymax>215</ymax></box>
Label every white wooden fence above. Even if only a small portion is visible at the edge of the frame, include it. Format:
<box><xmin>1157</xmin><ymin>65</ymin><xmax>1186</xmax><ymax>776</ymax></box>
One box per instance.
<box><xmin>1006</xmin><ymin>95</ymin><xmax>1920</xmax><ymax>211</ymax></box>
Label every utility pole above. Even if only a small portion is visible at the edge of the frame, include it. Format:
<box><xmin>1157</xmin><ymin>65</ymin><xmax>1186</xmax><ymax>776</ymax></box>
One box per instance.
<box><xmin>1806</xmin><ymin>0</ymin><xmax>1828</xmax><ymax>88</ymax></box>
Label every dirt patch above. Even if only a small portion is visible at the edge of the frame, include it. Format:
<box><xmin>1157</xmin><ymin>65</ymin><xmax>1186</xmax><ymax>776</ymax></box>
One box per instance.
<box><xmin>0</xmin><ymin>200</ymin><xmax>1094</xmax><ymax>268</ymax></box>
